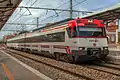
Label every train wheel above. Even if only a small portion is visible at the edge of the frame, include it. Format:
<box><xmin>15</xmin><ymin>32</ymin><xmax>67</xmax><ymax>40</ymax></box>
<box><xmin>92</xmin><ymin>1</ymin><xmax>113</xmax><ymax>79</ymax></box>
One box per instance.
<box><xmin>63</xmin><ymin>54</ymin><xmax>70</xmax><ymax>62</ymax></box>
<box><xmin>54</xmin><ymin>53</ymin><xmax>60</xmax><ymax>61</ymax></box>
<box><xmin>69</xmin><ymin>56</ymin><xmax>76</xmax><ymax>63</ymax></box>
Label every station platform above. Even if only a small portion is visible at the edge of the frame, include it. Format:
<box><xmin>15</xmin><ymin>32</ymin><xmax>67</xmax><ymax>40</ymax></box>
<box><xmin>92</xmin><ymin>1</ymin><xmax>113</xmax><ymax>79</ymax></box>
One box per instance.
<box><xmin>0</xmin><ymin>50</ymin><xmax>52</xmax><ymax>80</ymax></box>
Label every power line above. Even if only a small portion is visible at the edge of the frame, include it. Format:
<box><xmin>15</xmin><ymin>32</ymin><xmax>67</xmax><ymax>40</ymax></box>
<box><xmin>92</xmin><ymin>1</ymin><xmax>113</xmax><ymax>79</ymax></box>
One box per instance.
<box><xmin>15</xmin><ymin>6</ymin><xmax>92</xmax><ymax>13</ymax></box>
<box><xmin>24</xmin><ymin>0</ymin><xmax>31</xmax><ymax>6</ymax></box>
<box><xmin>39</xmin><ymin>1</ymin><xmax>73</xmax><ymax>23</ymax></box>
<box><xmin>70</xmin><ymin>0</ymin><xmax>73</xmax><ymax>18</ymax></box>
<box><xmin>11</xmin><ymin>0</ymin><xmax>90</xmax><ymax>23</ymax></box>
<box><xmin>56</xmin><ymin>1</ymin><xmax>70</xmax><ymax>9</ymax></box>
<box><xmin>91</xmin><ymin>3</ymin><xmax>116</xmax><ymax>11</ymax></box>
<box><xmin>72</xmin><ymin>0</ymin><xmax>88</xmax><ymax>8</ymax></box>
<box><xmin>1</xmin><ymin>30</ymin><xmax>22</xmax><ymax>32</ymax></box>
<box><xmin>11</xmin><ymin>0</ymin><xmax>39</xmax><ymax>23</ymax></box>
<box><xmin>38</xmin><ymin>0</ymin><xmax>71</xmax><ymax>22</ymax></box>
<box><xmin>37</xmin><ymin>0</ymin><xmax>70</xmax><ymax>23</ymax></box>
<box><xmin>0</xmin><ymin>6</ymin><xmax>92</xmax><ymax>13</ymax></box>
<box><xmin>10</xmin><ymin>0</ymin><xmax>90</xmax><ymax>24</ymax></box>
<box><xmin>9</xmin><ymin>4</ymin><xmax>91</xmax><ymax>26</ymax></box>
<box><xmin>6</xmin><ymin>23</ymin><xmax>44</xmax><ymax>25</ymax></box>
<box><xmin>10</xmin><ymin>0</ymin><xmax>32</xmax><ymax>22</ymax></box>
<box><xmin>6</xmin><ymin>0</ymin><xmax>90</xmax><ymax>32</ymax></box>
<box><xmin>39</xmin><ymin>11</ymin><xmax>69</xmax><ymax>23</ymax></box>
<box><xmin>39</xmin><ymin>0</ymin><xmax>88</xmax><ymax>23</ymax></box>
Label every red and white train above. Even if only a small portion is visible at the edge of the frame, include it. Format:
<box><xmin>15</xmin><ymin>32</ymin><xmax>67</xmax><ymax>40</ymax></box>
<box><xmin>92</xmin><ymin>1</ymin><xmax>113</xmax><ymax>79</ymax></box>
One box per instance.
<box><xmin>7</xmin><ymin>18</ymin><xmax>109</xmax><ymax>62</ymax></box>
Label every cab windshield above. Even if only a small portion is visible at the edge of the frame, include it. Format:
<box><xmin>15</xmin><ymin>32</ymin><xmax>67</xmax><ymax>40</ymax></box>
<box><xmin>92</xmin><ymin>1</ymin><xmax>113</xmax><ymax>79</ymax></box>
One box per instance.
<box><xmin>78</xmin><ymin>27</ymin><xmax>105</xmax><ymax>37</ymax></box>
<box><xmin>69</xmin><ymin>26</ymin><xmax>106</xmax><ymax>37</ymax></box>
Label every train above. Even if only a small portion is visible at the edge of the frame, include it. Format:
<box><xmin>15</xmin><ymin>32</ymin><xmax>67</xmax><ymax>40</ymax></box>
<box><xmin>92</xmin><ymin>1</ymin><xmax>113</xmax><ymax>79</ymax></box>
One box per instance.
<box><xmin>6</xmin><ymin>18</ymin><xmax>109</xmax><ymax>62</ymax></box>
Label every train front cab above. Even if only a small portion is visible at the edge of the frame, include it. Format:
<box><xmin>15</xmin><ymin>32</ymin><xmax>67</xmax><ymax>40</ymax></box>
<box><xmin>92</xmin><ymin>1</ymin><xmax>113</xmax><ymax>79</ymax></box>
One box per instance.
<box><xmin>67</xmin><ymin>19</ymin><xmax>109</xmax><ymax>62</ymax></box>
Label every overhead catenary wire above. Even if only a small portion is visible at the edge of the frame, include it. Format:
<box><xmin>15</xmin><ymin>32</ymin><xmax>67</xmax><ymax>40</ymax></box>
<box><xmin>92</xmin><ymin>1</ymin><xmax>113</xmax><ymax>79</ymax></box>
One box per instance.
<box><xmin>18</xmin><ymin>1</ymin><xmax>71</xmax><ymax>27</ymax></box>
<box><xmin>3</xmin><ymin>0</ymin><xmax>39</xmax><ymax>34</ymax></box>
<box><xmin>10</xmin><ymin>0</ymin><xmax>32</xmax><ymax>22</ymax></box>
<box><xmin>10</xmin><ymin>0</ymin><xmax>73</xmax><ymax>26</ymax></box>
<box><xmin>13</xmin><ymin>6</ymin><xmax>92</xmax><ymax>13</ymax></box>
<box><xmin>39</xmin><ymin>0</ymin><xmax>89</xmax><ymax>23</ymax></box>
<box><xmin>11</xmin><ymin>0</ymin><xmax>91</xmax><ymax>24</ymax></box>
<box><xmin>6</xmin><ymin>23</ymin><xmax>44</xmax><ymax>25</ymax></box>
<box><xmin>33</xmin><ymin>0</ymin><xmax>70</xmax><ymax>28</ymax></box>
<box><xmin>6</xmin><ymin>0</ymin><xmax>90</xmax><ymax>31</ymax></box>
<box><xmin>72</xmin><ymin>0</ymin><xmax>88</xmax><ymax>8</ymax></box>
<box><xmin>28</xmin><ymin>1</ymin><xmax>67</xmax><ymax>23</ymax></box>
<box><xmin>39</xmin><ymin>2</ymin><xmax>69</xmax><ymax>22</ymax></box>
<box><xmin>91</xmin><ymin>3</ymin><xmax>117</xmax><ymax>11</ymax></box>
<box><xmin>11</xmin><ymin>0</ymin><xmax>39</xmax><ymax>23</ymax></box>
<box><xmin>56</xmin><ymin>0</ymin><xmax>70</xmax><ymax>9</ymax></box>
<box><xmin>10</xmin><ymin>0</ymin><xmax>91</xmax><ymax>25</ymax></box>
<box><xmin>38</xmin><ymin>0</ymin><xmax>70</xmax><ymax>21</ymax></box>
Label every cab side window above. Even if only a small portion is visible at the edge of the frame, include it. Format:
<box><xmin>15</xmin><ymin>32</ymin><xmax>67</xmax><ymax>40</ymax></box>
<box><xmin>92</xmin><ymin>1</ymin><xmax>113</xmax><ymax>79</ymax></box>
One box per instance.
<box><xmin>66</xmin><ymin>27</ymin><xmax>72</xmax><ymax>38</ymax></box>
<box><xmin>72</xmin><ymin>27</ymin><xmax>77</xmax><ymax>37</ymax></box>
<box><xmin>66</xmin><ymin>27</ymin><xmax>77</xmax><ymax>38</ymax></box>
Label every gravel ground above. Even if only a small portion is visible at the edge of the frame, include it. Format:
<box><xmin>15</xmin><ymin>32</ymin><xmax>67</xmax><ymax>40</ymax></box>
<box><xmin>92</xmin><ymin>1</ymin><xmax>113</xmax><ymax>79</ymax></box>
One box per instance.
<box><xmin>109</xmin><ymin>51</ymin><xmax>120</xmax><ymax>56</ymax></box>
<box><xmin>5</xmin><ymin>49</ymin><xmax>120</xmax><ymax>80</ymax></box>
<box><xmin>104</xmin><ymin>51</ymin><xmax>120</xmax><ymax>62</ymax></box>
<box><xmin>83</xmin><ymin>64</ymin><xmax>120</xmax><ymax>76</ymax></box>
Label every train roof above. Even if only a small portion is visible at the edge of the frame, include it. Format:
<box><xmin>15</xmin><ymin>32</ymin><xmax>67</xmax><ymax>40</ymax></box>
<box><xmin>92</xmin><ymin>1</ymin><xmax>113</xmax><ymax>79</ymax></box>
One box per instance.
<box><xmin>32</xmin><ymin>18</ymin><xmax>73</xmax><ymax>32</ymax></box>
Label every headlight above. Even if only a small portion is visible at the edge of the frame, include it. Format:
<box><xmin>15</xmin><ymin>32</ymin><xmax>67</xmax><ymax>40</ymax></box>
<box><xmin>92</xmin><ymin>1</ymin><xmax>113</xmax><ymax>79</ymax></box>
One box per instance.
<box><xmin>78</xmin><ymin>47</ymin><xmax>85</xmax><ymax>50</ymax></box>
<box><xmin>103</xmin><ymin>47</ymin><xmax>108</xmax><ymax>50</ymax></box>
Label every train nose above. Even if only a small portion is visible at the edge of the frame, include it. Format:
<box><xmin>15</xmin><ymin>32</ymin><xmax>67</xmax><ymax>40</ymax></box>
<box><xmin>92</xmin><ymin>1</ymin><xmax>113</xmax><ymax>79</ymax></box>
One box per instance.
<box><xmin>87</xmin><ymin>48</ymin><xmax>101</xmax><ymax>58</ymax></box>
<box><xmin>92</xmin><ymin>51</ymin><xmax>101</xmax><ymax>58</ymax></box>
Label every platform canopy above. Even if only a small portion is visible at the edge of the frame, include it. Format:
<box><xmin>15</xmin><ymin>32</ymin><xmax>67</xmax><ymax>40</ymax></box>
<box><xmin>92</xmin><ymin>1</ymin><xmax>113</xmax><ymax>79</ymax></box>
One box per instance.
<box><xmin>0</xmin><ymin>0</ymin><xmax>21</xmax><ymax>30</ymax></box>
<box><xmin>81</xmin><ymin>3</ymin><xmax>120</xmax><ymax>22</ymax></box>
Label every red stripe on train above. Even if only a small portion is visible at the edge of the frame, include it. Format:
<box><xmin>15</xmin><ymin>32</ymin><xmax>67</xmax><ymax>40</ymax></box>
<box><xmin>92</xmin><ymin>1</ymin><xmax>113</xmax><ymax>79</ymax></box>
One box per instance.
<box><xmin>65</xmin><ymin>46</ymin><xmax>71</xmax><ymax>54</ymax></box>
<box><xmin>41</xmin><ymin>26</ymin><xmax>66</xmax><ymax>32</ymax></box>
<box><xmin>54</xmin><ymin>45</ymin><xmax>72</xmax><ymax>54</ymax></box>
<box><xmin>73</xmin><ymin>36</ymin><xmax>107</xmax><ymax>38</ymax></box>
<box><xmin>41</xmin><ymin>45</ymin><xmax>50</xmax><ymax>48</ymax></box>
<box><xmin>53</xmin><ymin>45</ymin><xmax>66</xmax><ymax>49</ymax></box>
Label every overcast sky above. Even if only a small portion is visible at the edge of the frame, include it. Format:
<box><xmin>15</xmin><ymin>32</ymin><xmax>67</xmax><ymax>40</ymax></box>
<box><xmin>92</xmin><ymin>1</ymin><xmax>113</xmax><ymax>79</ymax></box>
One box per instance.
<box><xmin>0</xmin><ymin>0</ymin><xmax>120</xmax><ymax>40</ymax></box>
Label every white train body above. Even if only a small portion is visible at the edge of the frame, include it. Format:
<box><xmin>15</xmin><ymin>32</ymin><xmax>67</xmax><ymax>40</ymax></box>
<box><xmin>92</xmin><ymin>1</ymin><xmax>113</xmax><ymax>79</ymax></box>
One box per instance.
<box><xmin>7</xmin><ymin>18</ymin><xmax>109</xmax><ymax>62</ymax></box>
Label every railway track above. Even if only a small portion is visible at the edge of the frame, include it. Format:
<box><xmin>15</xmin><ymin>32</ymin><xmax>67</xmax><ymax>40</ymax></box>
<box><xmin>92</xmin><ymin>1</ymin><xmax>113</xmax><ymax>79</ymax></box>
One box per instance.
<box><xmin>82</xmin><ymin>63</ymin><xmax>120</xmax><ymax>77</ymax></box>
<box><xmin>95</xmin><ymin>62</ymin><xmax>120</xmax><ymax>70</ymax></box>
<box><xmin>79</xmin><ymin>58</ymin><xmax>120</xmax><ymax>77</ymax></box>
<box><xmin>105</xmin><ymin>61</ymin><xmax>120</xmax><ymax>65</ymax></box>
<box><xmin>4</xmin><ymin>49</ymin><xmax>93</xmax><ymax>80</ymax></box>
<box><xmin>3</xmin><ymin>49</ymin><xmax>120</xmax><ymax>80</ymax></box>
